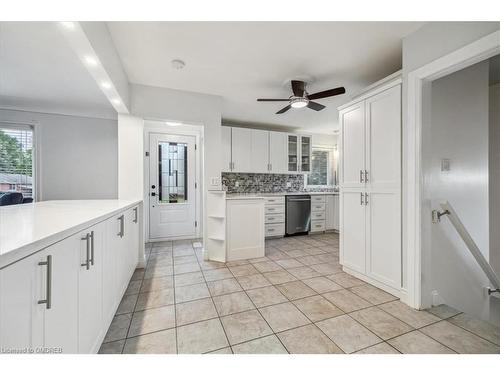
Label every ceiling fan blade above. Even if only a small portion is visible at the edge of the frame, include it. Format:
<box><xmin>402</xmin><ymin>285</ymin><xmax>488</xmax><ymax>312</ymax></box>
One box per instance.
<box><xmin>257</xmin><ymin>98</ymin><xmax>289</xmax><ymax>101</ymax></box>
<box><xmin>307</xmin><ymin>101</ymin><xmax>326</xmax><ymax>111</ymax></box>
<box><xmin>308</xmin><ymin>86</ymin><xmax>346</xmax><ymax>100</ymax></box>
<box><xmin>291</xmin><ymin>80</ymin><xmax>305</xmax><ymax>97</ymax></box>
<box><xmin>276</xmin><ymin>105</ymin><xmax>292</xmax><ymax>114</ymax></box>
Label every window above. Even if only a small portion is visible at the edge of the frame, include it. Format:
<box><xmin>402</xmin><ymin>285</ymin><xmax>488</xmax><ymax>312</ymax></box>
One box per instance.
<box><xmin>0</xmin><ymin>124</ymin><xmax>34</xmax><ymax>198</ymax></box>
<box><xmin>306</xmin><ymin>146</ymin><xmax>337</xmax><ymax>188</ymax></box>
<box><xmin>158</xmin><ymin>141</ymin><xmax>187</xmax><ymax>203</ymax></box>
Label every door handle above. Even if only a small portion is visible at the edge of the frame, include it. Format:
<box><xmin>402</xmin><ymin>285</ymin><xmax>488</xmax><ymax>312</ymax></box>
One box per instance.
<box><xmin>81</xmin><ymin>233</ymin><xmax>90</xmax><ymax>270</ymax></box>
<box><xmin>364</xmin><ymin>170</ymin><xmax>369</xmax><ymax>182</ymax></box>
<box><xmin>360</xmin><ymin>170</ymin><xmax>364</xmax><ymax>183</ymax></box>
<box><xmin>133</xmin><ymin>207</ymin><xmax>138</xmax><ymax>223</ymax></box>
<box><xmin>365</xmin><ymin>193</ymin><xmax>369</xmax><ymax>205</ymax></box>
<box><xmin>38</xmin><ymin>255</ymin><xmax>52</xmax><ymax>309</ymax></box>
<box><xmin>360</xmin><ymin>192</ymin><xmax>364</xmax><ymax>206</ymax></box>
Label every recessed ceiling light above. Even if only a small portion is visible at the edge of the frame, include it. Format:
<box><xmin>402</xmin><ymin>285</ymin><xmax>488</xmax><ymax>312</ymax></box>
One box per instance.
<box><xmin>101</xmin><ymin>81</ymin><xmax>112</xmax><ymax>89</ymax></box>
<box><xmin>84</xmin><ymin>55</ymin><xmax>98</xmax><ymax>67</ymax></box>
<box><xmin>171</xmin><ymin>59</ymin><xmax>186</xmax><ymax>70</ymax></box>
<box><xmin>60</xmin><ymin>21</ymin><xmax>75</xmax><ymax>30</ymax></box>
<box><xmin>166</xmin><ymin>121</ymin><xmax>182</xmax><ymax>126</ymax></box>
<box><xmin>111</xmin><ymin>98</ymin><xmax>121</xmax><ymax>105</ymax></box>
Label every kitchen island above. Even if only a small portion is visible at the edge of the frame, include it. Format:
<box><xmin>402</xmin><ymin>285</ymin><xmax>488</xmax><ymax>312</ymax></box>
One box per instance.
<box><xmin>0</xmin><ymin>199</ymin><xmax>143</xmax><ymax>354</ymax></box>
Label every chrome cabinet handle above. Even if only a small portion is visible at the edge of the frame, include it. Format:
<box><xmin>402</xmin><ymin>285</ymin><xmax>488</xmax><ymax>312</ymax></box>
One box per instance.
<box><xmin>360</xmin><ymin>170</ymin><xmax>364</xmax><ymax>183</ymax></box>
<box><xmin>364</xmin><ymin>170</ymin><xmax>369</xmax><ymax>182</ymax></box>
<box><xmin>81</xmin><ymin>233</ymin><xmax>90</xmax><ymax>269</ymax></box>
<box><xmin>90</xmin><ymin>231</ymin><xmax>95</xmax><ymax>266</ymax></box>
<box><xmin>365</xmin><ymin>193</ymin><xmax>369</xmax><ymax>205</ymax></box>
<box><xmin>118</xmin><ymin>215</ymin><xmax>124</xmax><ymax>237</ymax></box>
<box><xmin>38</xmin><ymin>255</ymin><xmax>52</xmax><ymax>309</ymax></box>
<box><xmin>360</xmin><ymin>192</ymin><xmax>364</xmax><ymax>206</ymax></box>
<box><xmin>133</xmin><ymin>207</ymin><xmax>138</xmax><ymax>223</ymax></box>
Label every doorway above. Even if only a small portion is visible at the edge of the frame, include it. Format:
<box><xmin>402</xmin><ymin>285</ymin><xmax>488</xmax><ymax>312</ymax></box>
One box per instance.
<box><xmin>148</xmin><ymin>133</ymin><xmax>198</xmax><ymax>240</ymax></box>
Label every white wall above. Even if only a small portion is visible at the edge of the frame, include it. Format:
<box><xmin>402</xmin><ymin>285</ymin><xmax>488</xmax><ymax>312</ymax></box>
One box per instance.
<box><xmin>130</xmin><ymin>84</ymin><xmax>222</xmax><ymax>254</ymax></box>
<box><xmin>402</xmin><ymin>22</ymin><xmax>500</xmax><ymax>294</ymax></box>
<box><xmin>422</xmin><ymin>61</ymin><xmax>491</xmax><ymax>320</ymax></box>
<box><xmin>0</xmin><ymin>108</ymin><xmax>118</xmax><ymax>201</ymax></box>
<box><xmin>118</xmin><ymin>114</ymin><xmax>144</xmax><ymax>200</ymax></box>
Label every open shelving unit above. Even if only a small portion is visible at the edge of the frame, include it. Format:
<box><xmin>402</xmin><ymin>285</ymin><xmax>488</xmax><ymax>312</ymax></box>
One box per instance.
<box><xmin>205</xmin><ymin>190</ymin><xmax>226</xmax><ymax>262</ymax></box>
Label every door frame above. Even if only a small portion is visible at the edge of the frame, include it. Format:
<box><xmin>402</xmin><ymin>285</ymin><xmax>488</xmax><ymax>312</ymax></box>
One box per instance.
<box><xmin>143</xmin><ymin>122</ymin><xmax>203</xmax><ymax>242</ymax></box>
<box><xmin>405</xmin><ymin>30</ymin><xmax>500</xmax><ymax>308</ymax></box>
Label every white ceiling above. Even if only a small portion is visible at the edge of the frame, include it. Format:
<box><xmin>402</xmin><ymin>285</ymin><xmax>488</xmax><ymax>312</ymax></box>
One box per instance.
<box><xmin>0</xmin><ymin>22</ymin><xmax>115</xmax><ymax>118</ymax></box>
<box><xmin>108</xmin><ymin>22</ymin><xmax>423</xmax><ymax>134</ymax></box>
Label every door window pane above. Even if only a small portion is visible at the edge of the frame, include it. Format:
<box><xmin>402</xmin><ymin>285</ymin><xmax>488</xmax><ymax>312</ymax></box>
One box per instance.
<box><xmin>158</xmin><ymin>142</ymin><xmax>187</xmax><ymax>203</ymax></box>
<box><xmin>0</xmin><ymin>125</ymin><xmax>34</xmax><ymax>199</ymax></box>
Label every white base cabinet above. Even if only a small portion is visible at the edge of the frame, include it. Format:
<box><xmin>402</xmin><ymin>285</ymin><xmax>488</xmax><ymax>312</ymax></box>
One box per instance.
<box><xmin>0</xmin><ymin>204</ymin><xmax>141</xmax><ymax>354</ymax></box>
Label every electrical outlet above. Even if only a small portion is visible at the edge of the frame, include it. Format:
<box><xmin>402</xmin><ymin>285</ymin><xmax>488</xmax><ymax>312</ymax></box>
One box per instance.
<box><xmin>286</xmin><ymin>182</ymin><xmax>292</xmax><ymax>188</ymax></box>
<box><xmin>441</xmin><ymin>159</ymin><xmax>451</xmax><ymax>172</ymax></box>
<box><xmin>235</xmin><ymin>181</ymin><xmax>239</xmax><ymax>187</ymax></box>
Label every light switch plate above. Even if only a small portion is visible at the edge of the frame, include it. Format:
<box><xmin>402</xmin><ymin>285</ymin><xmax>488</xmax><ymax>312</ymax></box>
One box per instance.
<box><xmin>210</xmin><ymin>177</ymin><xmax>221</xmax><ymax>186</ymax></box>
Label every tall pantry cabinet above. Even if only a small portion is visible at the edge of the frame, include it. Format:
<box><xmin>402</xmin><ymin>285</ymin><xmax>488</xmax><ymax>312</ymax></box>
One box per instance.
<box><xmin>339</xmin><ymin>75</ymin><xmax>402</xmax><ymax>296</ymax></box>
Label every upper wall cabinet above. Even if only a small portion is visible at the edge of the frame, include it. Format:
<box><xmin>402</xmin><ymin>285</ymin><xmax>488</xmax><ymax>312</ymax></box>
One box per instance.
<box><xmin>221</xmin><ymin>126</ymin><xmax>311</xmax><ymax>174</ymax></box>
<box><xmin>287</xmin><ymin>134</ymin><xmax>312</xmax><ymax>173</ymax></box>
<box><xmin>269</xmin><ymin>131</ymin><xmax>287</xmax><ymax>174</ymax></box>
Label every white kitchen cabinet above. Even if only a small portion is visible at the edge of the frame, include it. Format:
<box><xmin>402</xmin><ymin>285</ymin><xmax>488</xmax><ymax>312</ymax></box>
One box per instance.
<box><xmin>0</xmin><ymin>250</ymin><xmax>44</xmax><ymax>351</ymax></box>
<box><xmin>341</xmin><ymin>191</ymin><xmax>366</xmax><ymax>274</ymax></box>
<box><xmin>287</xmin><ymin>134</ymin><xmax>312</xmax><ymax>173</ymax></box>
<box><xmin>221</xmin><ymin>126</ymin><xmax>232</xmax><ymax>172</ymax></box>
<box><xmin>300</xmin><ymin>135</ymin><xmax>312</xmax><ymax>173</ymax></box>
<box><xmin>325</xmin><ymin>194</ymin><xmax>339</xmax><ymax>231</ymax></box>
<box><xmin>0</xmin><ymin>204</ymin><xmax>141</xmax><ymax>354</ymax></box>
<box><xmin>231</xmin><ymin>127</ymin><xmax>252</xmax><ymax>172</ymax></box>
<box><xmin>269</xmin><ymin>131</ymin><xmax>287</xmax><ymax>174</ymax></box>
<box><xmin>340</xmin><ymin>102</ymin><xmax>365</xmax><ymax>188</ymax></box>
<box><xmin>339</xmin><ymin>76</ymin><xmax>401</xmax><ymax>295</ymax></box>
<box><xmin>78</xmin><ymin>223</ymin><xmax>104</xmax><ymax>353</ymax></box>
<box><xmin>226</xmin><ymin>198</ymin><xmax>265</xmax><ymax>261</ymax></box>
<box><xmin>250</xmin><ymin>129</ymin><xmax>270</xmax><ymax>173</ymax></box>
<box><xmin>0</xmin><ymin>234</ymin><xmax>79</xmax><ymax>353</ymax></box>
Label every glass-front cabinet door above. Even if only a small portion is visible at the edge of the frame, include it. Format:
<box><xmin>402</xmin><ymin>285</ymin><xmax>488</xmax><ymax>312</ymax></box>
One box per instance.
<box><xmin>287</xmin><ymin>134</ymin><xmax>298</xmax><ymax>173</ymax></box>
<box><xmin>300</xmin><ymin>135</ymin><xmax>312</xmax><ymax>173</ymax></box>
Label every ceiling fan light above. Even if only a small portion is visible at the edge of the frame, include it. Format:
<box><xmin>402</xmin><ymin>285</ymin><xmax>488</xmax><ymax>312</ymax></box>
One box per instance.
<box><xmin>290</xmin><ymin>97</ymin><xmax>308</xmax><ymax>108</ymax></box>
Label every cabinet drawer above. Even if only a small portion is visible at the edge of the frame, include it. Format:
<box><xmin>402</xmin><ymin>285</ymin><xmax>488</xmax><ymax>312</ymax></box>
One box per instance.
<box><xmin>311</xmin><ymin>211</ymin><xmax>325</xmax><ymax>220</ymax></box>
<box><xmin>311</xmin><ymin>203</ymin><xmax>326</xmax><ymax>212</ymax></box>
<box><xmin>264</xmin><ymin>196</ymin><xmax>285</xmax><ymax>205</ymax></box>
<box><xmin>310</xmin><ymin>220</ymin><xmax>326</xmax><ymax>232</ymax></box>
<box><xmin>265</xmin><ymin>223</ymin><xmax>285</xmax><ymax>237</ymax></box>
<box><xmin>265</xmin><ymin>205</ymin><xmax>285</xmax><ymax>214</ymax></box>
<box><xmin>265</xmin><ymin>213</ymin><xmax>285</xmax><ymax>224</ymax></box>
<box><xmin>311</xmin><ymin>195</ymin><xmax>326</xmax><ymax>203</ymax></box>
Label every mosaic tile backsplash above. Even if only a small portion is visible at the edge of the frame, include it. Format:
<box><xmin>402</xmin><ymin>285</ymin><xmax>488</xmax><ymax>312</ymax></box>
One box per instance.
<box><xmin>222</xmin><ymin>173</ymin><xmax>336</xmax><ymax>194</ymax></box>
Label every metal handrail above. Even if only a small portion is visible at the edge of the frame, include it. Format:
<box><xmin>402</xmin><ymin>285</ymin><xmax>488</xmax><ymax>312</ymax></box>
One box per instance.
<box><xmin>432</xmin><ymin>201</ymin><xmax>500</xmax><ymax>296</ymax></box>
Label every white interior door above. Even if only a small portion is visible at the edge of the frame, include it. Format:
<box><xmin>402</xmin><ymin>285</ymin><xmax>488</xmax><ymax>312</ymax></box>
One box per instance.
<box><xmin>149</xmin><ymin>133</ymin><xmax>197</xmax><ymax>239</ymax></box>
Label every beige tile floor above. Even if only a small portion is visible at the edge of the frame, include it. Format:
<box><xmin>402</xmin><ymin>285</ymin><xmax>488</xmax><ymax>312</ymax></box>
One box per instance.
<box><xmin>99</xmin><ymin>233</ymin><xmax>500</xmax><ymax>354</ymax></box>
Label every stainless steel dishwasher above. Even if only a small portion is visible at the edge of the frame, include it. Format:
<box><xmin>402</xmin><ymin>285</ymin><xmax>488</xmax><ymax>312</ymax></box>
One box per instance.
<box><xmin>285</xmin><ymin>195</ymin><xmax>311</xmax><ymax>235</ymax></box>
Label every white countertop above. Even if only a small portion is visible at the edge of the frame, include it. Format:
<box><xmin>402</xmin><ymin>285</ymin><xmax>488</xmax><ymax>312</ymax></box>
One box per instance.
<box><xmin>226</xmin><ymin>191</ymin><xmax>338</xmax><ymax>199</ymax></box>
<box><xmin>0</xmin><ymin>199</ymin><xmax>142</xmax><ymax>269</ymax></box>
